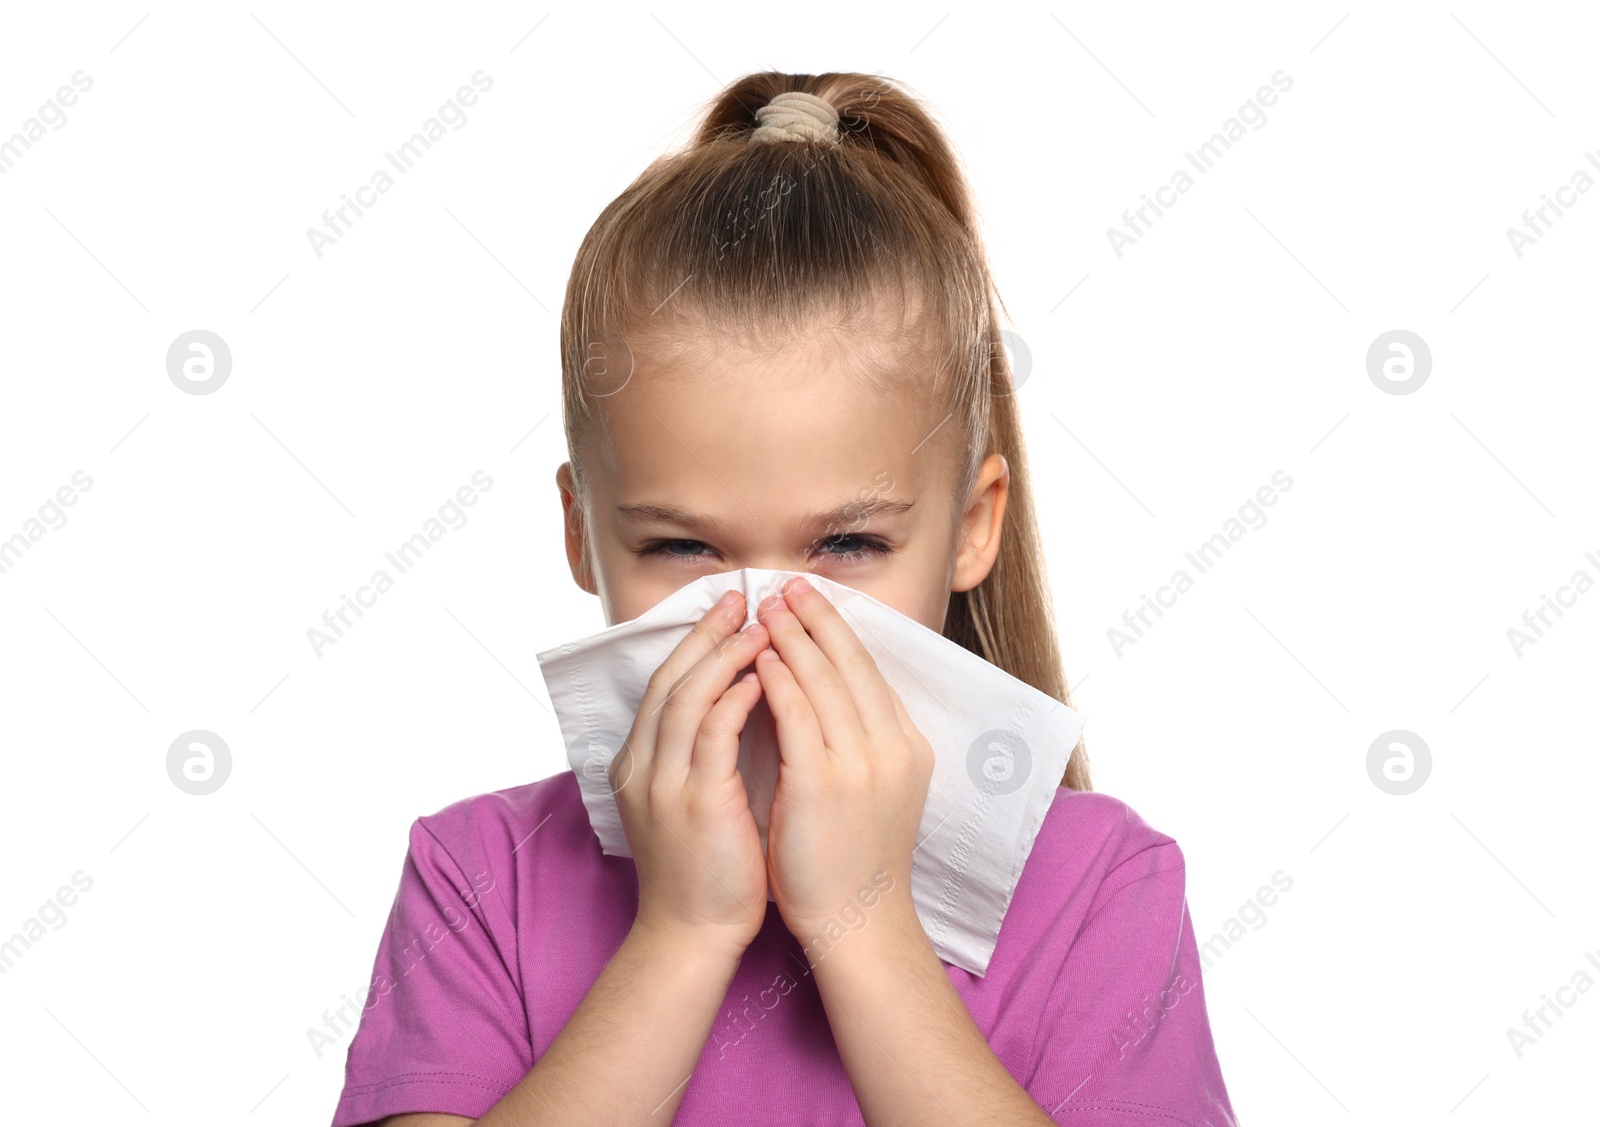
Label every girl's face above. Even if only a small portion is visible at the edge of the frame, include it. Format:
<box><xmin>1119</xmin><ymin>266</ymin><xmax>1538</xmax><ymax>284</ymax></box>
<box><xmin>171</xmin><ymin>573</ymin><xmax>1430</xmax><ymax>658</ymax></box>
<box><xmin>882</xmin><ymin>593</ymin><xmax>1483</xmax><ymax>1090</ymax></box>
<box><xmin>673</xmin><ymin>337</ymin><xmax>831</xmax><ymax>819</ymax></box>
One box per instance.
<box><xmin>555</xmin><ymin>328</ymin><xmax>1009</xmax><ymax>634</ymax></box>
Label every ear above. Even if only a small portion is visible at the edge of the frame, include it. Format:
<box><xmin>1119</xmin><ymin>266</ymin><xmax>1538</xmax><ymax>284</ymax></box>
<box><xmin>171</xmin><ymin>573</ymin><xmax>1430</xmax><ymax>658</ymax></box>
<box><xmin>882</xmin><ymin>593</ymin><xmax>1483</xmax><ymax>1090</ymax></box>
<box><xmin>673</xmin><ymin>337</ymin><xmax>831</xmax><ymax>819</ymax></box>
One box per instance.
<box><xmin>951</xmin><ymin>453</ymin><xmax>1009</xmax><ymax>594</ymax></box>
<box><xmin>555</xmin><ymin>462</ymin><xmax>598</xmax><ymax>595</ymax></box>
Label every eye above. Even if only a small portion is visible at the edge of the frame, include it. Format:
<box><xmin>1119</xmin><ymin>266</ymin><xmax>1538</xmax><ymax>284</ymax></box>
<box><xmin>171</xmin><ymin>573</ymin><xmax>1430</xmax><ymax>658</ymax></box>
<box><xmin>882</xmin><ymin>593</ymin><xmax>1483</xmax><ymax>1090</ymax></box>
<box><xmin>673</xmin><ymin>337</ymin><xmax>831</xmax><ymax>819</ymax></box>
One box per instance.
<box><xmin>635</xmin><ymin>535</ymin><xmax>892</xmax><ymax>563</ymax></box>
<box><xmin>637</xmin><ymin>539</ymin><xmax>712</xmax><ymax>560</ymax></box>
<box><xmin>812</xmin><ymin>534</ymin><xmax>893</xmax><ymax>561</ymax></box>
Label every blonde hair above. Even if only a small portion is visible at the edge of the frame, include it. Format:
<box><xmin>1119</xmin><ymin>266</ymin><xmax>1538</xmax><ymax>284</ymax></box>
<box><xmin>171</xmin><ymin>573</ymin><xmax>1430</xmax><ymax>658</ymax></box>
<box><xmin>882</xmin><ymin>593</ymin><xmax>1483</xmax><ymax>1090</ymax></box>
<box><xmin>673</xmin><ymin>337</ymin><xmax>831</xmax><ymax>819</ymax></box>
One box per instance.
<box><xmin>558</xmin><ymin>71</ymin><xmax>1090</xmax><ymax>790</ymax></box>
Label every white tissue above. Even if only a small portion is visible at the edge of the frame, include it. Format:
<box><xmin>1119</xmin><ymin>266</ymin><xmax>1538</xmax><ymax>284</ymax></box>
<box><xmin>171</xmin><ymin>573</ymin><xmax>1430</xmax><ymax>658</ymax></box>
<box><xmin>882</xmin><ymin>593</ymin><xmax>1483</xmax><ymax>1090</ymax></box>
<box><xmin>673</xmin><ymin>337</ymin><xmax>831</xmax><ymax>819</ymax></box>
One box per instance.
<box><xmin>534</xmin><ymin>567</ymin><xmax>1085</xmax><ymax>977</ymax></box>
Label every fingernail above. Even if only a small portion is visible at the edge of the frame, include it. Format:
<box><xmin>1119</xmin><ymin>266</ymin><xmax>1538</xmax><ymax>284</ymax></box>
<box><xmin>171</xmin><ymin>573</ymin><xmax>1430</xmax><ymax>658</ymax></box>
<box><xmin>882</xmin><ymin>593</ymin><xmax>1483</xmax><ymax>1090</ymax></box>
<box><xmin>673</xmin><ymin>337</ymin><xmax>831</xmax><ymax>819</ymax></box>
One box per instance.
<box><xmin>782</xmin><ymin>576</ymin><xmax>811</xmax><ymax>596</ymax></box>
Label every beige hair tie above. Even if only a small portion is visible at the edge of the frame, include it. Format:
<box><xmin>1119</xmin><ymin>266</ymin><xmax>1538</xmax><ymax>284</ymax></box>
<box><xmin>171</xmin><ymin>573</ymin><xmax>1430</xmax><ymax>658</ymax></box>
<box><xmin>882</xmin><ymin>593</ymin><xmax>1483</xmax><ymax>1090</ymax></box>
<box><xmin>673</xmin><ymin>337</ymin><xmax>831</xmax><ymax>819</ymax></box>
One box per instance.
<box><xmin>751</xmin><ymin>90</ymin><xmax>841</xmax><ymax>145</ymax></box>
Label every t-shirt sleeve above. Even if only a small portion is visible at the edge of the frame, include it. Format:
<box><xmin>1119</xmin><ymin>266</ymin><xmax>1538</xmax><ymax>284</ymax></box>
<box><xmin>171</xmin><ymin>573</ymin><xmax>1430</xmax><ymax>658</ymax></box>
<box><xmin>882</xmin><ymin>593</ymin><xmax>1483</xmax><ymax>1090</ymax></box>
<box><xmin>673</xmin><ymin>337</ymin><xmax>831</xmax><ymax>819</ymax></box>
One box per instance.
<box><xmin>330</xmin><ymin>815</ymin><xmax>532</xmax><ymax>1127</ymax></box>
<box><xmin>1028</xmin><ymin>839</ymin><xmax>1237</xmax><ymax>1126</ymax></box>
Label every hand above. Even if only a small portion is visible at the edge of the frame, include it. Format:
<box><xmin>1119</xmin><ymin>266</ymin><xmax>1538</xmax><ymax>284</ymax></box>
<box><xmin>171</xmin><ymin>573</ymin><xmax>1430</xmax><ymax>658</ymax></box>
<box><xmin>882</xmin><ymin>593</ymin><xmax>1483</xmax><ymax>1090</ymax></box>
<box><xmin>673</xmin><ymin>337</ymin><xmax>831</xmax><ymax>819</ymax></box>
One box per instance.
<box><xmin>753</xmin><ymin>576</ymin><xmax>934</xmax><ymax>942</ymax></box>
<box><xmin>611</xmin><ymin>589</ymin><xmax>773</xmax><ymax>958</ymax></box>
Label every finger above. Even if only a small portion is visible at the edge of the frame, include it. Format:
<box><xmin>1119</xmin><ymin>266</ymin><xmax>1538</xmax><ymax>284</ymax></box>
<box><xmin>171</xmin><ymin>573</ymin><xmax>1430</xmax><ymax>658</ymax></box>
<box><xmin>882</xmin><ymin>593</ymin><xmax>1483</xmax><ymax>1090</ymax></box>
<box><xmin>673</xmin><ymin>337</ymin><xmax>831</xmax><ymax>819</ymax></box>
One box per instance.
<box><xmin>608</xmin><ymin>737</ymin><xmax>639</xmax><ymax>797</ymax></box>
<box><xmin>653</xmin><ymin>620</ymin><xmax>771</xmax><ymax>781</ymax></box>
<box><xmin>756</xmin><ymin>594</ymin><xmax>866</xmax><ymax>757</ymax></box>
<box><xmin>886</xmin><ymin>684</ymin><xmax>933</xmax><ymax>773</ymax></box>
<box><xmin>885</xmin><ymin>679</ymin><xmax>912</xmax><ymax>736</ymax></box>
<box><xmin>632</xmin><ymin>590</ymin><xmax>747</xmax><ymax>760</ymax></box>
<box><xmin>689</xmin><ymin>670</ymin><xmax>765</xmax><ymax>784</ymax></box>
<box><xmin>777</xmin><ymin>577</ymin><xmax>900</xmax><ymax>738</ymax></box>
<box><xmin>754</xmin><ymin>647</ymin><xmax>825</xmax><ymax>773</ymax></box>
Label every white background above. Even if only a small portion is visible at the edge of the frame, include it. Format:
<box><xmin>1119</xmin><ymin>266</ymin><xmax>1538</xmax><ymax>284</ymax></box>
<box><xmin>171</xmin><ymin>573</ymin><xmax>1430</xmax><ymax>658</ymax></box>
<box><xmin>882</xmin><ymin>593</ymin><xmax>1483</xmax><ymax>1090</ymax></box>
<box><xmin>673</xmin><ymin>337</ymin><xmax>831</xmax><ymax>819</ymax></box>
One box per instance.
<box><xmin>1</xmin><ymin>2</ymin><xmax>1595</xmax><ymax>1123</ymax></box>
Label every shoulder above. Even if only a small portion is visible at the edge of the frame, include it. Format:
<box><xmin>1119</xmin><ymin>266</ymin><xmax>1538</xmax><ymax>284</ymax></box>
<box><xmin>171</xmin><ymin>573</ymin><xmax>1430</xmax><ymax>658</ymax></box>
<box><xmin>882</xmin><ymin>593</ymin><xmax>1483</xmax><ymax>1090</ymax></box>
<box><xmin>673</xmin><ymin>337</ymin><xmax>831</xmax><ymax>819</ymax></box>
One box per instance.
<box><xmin>405</xmin><ymin>769</ymin><xmax>594</xmax><ymax>877</ymax></box>
<box><xmin>1036</xmin><ymin>786</ymin><xmax>1183</xmax><ymax>869</ymax></box>
<box><xmin>1003</xmin><ymin>791</ymin><xmax>1239</xmax><ymax>1123</ymax></box>
<box><xmin>1012</xmin><ymin>787</ymin><xmax>1189</xmax><ymax>926</ymax></box>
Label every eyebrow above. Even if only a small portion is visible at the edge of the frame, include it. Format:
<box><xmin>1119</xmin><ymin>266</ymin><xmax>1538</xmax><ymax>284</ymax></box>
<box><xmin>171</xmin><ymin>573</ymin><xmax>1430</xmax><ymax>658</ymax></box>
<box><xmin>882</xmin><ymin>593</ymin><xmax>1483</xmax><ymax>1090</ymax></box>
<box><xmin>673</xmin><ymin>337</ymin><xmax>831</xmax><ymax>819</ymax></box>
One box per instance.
<box><xmin>616</xmin><ymin>497</ymin><xmax>915</xmax><ymax>538</ymax></box>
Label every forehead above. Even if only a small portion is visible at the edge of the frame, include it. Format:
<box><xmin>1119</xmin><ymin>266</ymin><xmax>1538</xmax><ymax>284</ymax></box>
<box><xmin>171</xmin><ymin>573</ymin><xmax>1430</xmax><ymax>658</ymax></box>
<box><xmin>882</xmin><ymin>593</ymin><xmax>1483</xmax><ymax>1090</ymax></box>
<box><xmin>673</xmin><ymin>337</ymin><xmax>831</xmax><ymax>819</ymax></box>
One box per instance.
<box><xmin>588</xmin><ymin>329</ymin><xmax>954</xmax><ymax>520</ymax></box>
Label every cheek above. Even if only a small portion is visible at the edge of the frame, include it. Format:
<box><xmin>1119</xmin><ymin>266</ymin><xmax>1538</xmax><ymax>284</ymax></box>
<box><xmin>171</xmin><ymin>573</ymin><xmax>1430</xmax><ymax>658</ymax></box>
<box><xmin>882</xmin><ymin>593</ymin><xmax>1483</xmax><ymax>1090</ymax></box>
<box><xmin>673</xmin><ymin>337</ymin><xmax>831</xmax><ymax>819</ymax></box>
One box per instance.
<box><xmin>598</xmin><ymin>559</ymin><xmax>711</xmax><ymax>627</ymax></box>
<box><xmin>602</xmin><ymin>584</ymin><xmax>665</xmax><ymax>628</ymax></box>
<box><xmin>889</xmin><ymin>548</ymin><xmax>956</xmax><ymax>634</ymax></box>
<box><xmin>842</xmin><ymin>575</ymin><xmax>947</xmax><ymax>635</ymax></box>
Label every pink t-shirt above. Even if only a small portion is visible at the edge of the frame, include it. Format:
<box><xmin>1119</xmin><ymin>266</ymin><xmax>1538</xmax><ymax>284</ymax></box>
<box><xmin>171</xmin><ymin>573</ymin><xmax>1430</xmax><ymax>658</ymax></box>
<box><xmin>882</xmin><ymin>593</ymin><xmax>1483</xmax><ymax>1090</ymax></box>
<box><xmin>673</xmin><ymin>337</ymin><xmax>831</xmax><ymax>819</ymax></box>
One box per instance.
<box><xmin>330</xmin><ymin>770</ymin><xmax>1237</xmax><ymax>1126</ymax></box>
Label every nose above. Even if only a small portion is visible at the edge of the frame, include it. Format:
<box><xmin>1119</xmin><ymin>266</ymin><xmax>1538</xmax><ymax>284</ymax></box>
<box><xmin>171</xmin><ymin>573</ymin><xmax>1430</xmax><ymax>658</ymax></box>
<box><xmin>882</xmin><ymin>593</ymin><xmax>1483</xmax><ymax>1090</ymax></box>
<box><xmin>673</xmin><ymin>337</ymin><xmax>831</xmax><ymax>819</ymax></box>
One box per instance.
<box><xmin>716</xmin><ymin>563</ymin><xmax>808</xmax><ymax>619</ymax></box>
<box><xmin>722</xmin><ymin>554</ymin><xmax>813</xmax><ymax>576</ymax></box>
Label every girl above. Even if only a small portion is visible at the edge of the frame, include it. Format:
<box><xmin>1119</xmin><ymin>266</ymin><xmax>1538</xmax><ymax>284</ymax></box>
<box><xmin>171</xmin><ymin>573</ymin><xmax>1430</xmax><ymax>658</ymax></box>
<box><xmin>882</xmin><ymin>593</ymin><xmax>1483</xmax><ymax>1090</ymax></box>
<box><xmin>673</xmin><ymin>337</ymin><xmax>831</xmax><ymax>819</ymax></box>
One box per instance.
<box><xmin>331</xmin><ymin>71</ymin><xmax>1237</xmax><ymax>1126</ymax></box>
